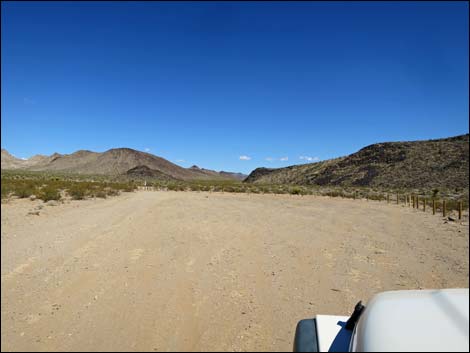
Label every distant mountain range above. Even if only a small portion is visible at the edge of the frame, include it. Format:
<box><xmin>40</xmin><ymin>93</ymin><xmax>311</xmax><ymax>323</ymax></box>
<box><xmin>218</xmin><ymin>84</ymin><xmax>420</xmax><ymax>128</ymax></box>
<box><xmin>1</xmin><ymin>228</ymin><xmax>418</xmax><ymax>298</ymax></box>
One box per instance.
<box><xmin>1</xmin><ymin>148</ymin><xmax>247</xmax><ymax>181</ymax></box>
<box><xmin>3</xmin><ymin>134</ymin><xmax>468</xmax><ymax>189</ymax></box>
<box><xmin>245</xmin><ymin>134</ymin><xmax>469</xmax><ymax>190</ymax></box>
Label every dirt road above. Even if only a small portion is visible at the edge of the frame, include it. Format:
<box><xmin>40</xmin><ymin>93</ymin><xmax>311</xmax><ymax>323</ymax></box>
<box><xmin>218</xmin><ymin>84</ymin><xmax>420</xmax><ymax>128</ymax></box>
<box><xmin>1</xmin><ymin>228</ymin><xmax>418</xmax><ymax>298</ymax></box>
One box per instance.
<box><xmin>1</xmin><ymin>191</ymin><xmax>468</xmax><ymax>351</ymax></box>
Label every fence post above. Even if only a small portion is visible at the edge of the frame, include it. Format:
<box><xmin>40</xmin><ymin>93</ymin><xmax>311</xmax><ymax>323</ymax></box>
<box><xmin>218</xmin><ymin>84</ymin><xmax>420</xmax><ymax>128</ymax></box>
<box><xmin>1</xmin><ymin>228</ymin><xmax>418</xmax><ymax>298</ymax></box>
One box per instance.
<box><xmin>397</xmin><ymin>193</ymin><xmax>399</xmax><ymax>204</ymax></box>
<box><xmin>433</xmin><ymin>200</ymin><xmax>436</xmax><ymax>215</ymax></box>
<box><xmin>387</xmin><ymin>194</ymin><xmax>390</xmax><ymax>203</ymax></box>
<box><xmin>423</xmin><ymin>198</ymin><xmax>426</xmax><ymax>212</ymax></box>
<box><xmin>459</xmin><ymin>201</ymin><xmax>462</xmax><ymax>220</ymax></box>
<box><xmin>416</xmin><ymin>196</ymin><xmax>419</xmax><ymax>209</ymax></box>
<box><xmin>443</xmin><ymin>200</ymin><xmax>446</xmax><ymax>217</ymax></box>
<box><xmin>413</xmin><ymin>195</ymin><xmax>415</xmax><ymax>208</ymax></box>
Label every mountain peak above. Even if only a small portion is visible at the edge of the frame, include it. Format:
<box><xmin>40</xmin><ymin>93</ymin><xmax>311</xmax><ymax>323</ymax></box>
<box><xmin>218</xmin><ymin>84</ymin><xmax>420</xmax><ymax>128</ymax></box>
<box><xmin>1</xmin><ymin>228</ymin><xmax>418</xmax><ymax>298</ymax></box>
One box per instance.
<box><xmin>1</xmin><ymin>147</ymin><xmax>249</xmax><ymax>182</ymax></box>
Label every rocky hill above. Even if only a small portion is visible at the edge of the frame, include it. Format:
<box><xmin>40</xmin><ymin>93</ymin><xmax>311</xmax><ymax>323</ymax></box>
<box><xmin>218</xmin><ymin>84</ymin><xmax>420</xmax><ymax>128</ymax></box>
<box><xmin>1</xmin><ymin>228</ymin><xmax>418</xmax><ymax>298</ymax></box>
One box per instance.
<box><xmin>1</xmin><ymin>147</ymin><xmax>243</xmax><ymax>181</ymax></box>
<box><xmin>245</xmin><ymin>134</ymin><xmax>469</xmax><ymax>190</ymax></box>
<box><xmin>125</xmin><ymin>165</ymin><xmax>176</xmax><ymax>181</ymax></box>
<box><xmin>1</xmin><ymin>149</ymin><xmax>25</xmax><ymax>169</ymax></box>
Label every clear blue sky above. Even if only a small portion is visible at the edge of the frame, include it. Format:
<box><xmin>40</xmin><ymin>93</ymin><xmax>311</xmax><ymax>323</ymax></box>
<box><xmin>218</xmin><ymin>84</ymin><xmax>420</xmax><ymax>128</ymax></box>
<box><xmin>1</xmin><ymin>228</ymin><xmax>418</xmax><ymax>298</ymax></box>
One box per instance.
<box><xmin>1</xmin><ymin>1</ymin><xmax>468</xmax><ymax>174</ymax></box>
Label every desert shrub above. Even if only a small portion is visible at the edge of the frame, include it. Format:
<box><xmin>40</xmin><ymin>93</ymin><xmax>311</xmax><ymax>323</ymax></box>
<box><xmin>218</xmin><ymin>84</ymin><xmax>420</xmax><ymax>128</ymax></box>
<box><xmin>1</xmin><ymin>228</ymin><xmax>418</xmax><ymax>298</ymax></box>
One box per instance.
<box><xmin>38</xmin><ymin>185</ymin><xmax>61</xmax><ymax>202</ymax></box>
<box><xmin>325</xmin><ymin>190</ymin><xmax>342</xmax><ymax>197</ymax></box>
<box><xmin>176</xmin><ymin>184</ymin><xmax>187</xmax><ymax>191</ymax></box>
<box><xmin>167</xmin><ymin>183</ymin><xmax>178</xmax><ymax>191</ymax></box>
<box><xmin>223</xmin><ymin>186</ymin><xmax>236</xmax><ymax>193</ymax></box>
<box><xmin>67</xmin><ymin>184</ymin><xmax>87</xmax><ymax>200</ymax></box>
<box><xmin>290</xmin><ymin>186</ymin><xmax>305</xmax><ymax>195</ymax></box>
<box><xmin>122</xmin><ymin>183</ymin><xmax>136</xmax><ymax>192</ymax></box>
<box><xmin>368</xmin><ymin>193</ymin><xmax>383</xmax><ymax>201</ymax></box>
<box><xmin>212</xmin><ymin>185</ymin><xmax>223</xmax><ymax>192</ymax></box>
<box><xmin>14</xmin><ymin>183</ymin><xmax>37</xmax><ymax>198</ymax></box>
<box><xmin>106</xmin><ymin>188</ymin><xmax>120</xmax><ymax>197</ymax></box>
<box><xmin>190</xmin><ymin>184</ymin><xmax>201</xmax><ymax>192</ymax></box>
<box><xmin>164</xmin><ymin>183</ymin><xmax>185</xmax><ymax>191</ymax></box>
<box><xmin>1</xmin><ymin>181</ymin><xmax>15</xmax><ymax>199</ymax></box>
<box><xmin>111</xmin><ymin>182</ymin><xmax>136</xmax><ymax>192</ymax></box>
<box><xmin>258</xmin><ymin>186</ymin><xmax>270</xmax><ymax>194</ymax></box>
<box><xmin>94</xmin><ymin>190</ymin><xmax>107</xmax><ymax>198</ymax></box>
<box><xmin>445</xmin><ymin>199</ymin><xmax>469</xmax><ymax>212</ymax></box>
<box><xmin>275</xmin><ymin>187</ymin><xmax>288</xmax><ymax>194</ymax></box>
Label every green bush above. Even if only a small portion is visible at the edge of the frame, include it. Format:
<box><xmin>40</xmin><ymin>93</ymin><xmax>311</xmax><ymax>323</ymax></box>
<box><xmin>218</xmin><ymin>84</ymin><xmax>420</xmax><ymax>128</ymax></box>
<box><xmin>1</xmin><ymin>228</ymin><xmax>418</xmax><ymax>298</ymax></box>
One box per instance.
<box><xmin>167</xmin><ymin>183</ymin><xmax>177</xmax><ymax>191</ymax></box>
<box><xmin>14</xmin><ymin>184</ymin><xmax>36</xmax><ymax>198</ymax></box>
<box><xmin>189</xmin><ymin>184</ymin><xmax>201</xmax><ymax>192</ymax></box>
<box><xmin>290</xmin><ymin>187</ymin><xmax>304</xmax><ymax>195</ymax></box>
<box><xmin>38</xmin><ymin>185</ymin><xmax>61</xmax><ymax>202</ymax></box>
<box><xmin>68</xmin><ymin>185</ymin><xmax>87</xmax><ymax>200</ymax></box>
<box><xmin>223</xmin><ymin>186</ymin><xmax>236</xmax><ymax>193</ymax></box>
<box><xmin>1</xmin><ymin>182</ymin><xmax>13</xmax><ymax>199</ymax></box>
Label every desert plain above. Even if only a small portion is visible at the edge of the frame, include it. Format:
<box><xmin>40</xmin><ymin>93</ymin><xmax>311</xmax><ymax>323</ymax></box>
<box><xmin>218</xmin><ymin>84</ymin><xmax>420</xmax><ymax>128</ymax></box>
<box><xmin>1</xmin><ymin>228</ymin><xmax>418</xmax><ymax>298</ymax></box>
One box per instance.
<box><xmin>1</xmin><ymin>190</ymin><xmax>468</xmax><ymax>351</ymax></box>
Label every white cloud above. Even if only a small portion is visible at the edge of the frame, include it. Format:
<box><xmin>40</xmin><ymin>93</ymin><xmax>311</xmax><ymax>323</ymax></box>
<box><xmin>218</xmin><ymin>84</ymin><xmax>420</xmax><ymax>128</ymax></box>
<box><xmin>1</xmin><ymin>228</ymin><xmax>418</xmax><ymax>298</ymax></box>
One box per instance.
<box><xmin>176</xmin><ymin>159</ymin><xmax>185</xmax><ymax>162</ymax></box>
<box><xmin>265</xmin><ymin>157</ymin><xmax>274</xmax><ymax>161</ymax></box>
<box><xmin>144</xmin><ymin>148</ymin><xmax>151</xmax><ymax>152</ymax></box>
<box><xmin>21</xmin><ymin>157</ymin><xmax>28</xmax><ymax>160</ymax></box>
<box><xmin>299</xmin><ymin>156</ymin><xmax>320</xmax><ymax>162</ymax></box>
<box><xmin>280</xmin><ymin>156</ymin><xmax>288</xmax><ymax>161</ymax></box>
<box><xmin>239</xmin><ymin>155</ymin><xmax>251</xmax><ymax>161</ymax></box>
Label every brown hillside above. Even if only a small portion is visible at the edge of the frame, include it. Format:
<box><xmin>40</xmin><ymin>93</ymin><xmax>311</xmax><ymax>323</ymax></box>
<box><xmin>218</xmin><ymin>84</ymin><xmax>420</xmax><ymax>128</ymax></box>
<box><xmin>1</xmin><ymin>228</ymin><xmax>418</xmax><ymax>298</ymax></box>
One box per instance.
<box><xmin>245</xmin><ymin>134</ymin><xmax>469</xmax><ymax>190</ymax></box>
<box><xmin>28</xmin><ymin>148</ymin><xmax>218</xmax><ymax>180</ymax></box>
<box><xmin>1</xmin><ymin>149</ymin><xmax>25</xmax><ymax>169</ymax></box>
<box><xmin>2</xmin><ymin>147</ymin><xmax>242</xmax><ymax>181</ymax></box>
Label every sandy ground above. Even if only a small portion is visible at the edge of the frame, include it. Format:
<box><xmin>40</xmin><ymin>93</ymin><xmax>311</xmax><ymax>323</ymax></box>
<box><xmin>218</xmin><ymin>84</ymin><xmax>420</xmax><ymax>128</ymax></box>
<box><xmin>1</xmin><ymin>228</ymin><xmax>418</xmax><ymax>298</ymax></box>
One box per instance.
<box><xmin>1</xmin><ymin>190</ymin><xmax>468</xmax><ymax>352</ymax></box>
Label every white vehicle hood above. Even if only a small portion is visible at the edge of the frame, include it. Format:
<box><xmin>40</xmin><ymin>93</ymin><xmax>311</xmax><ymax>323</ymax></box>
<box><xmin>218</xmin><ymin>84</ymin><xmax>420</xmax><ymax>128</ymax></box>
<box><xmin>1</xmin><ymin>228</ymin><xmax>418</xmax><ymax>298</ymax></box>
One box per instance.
<box><xmin>351</xmin><ymin>288</ymin><xmax>469</xmax><ymax>352</ymax></box>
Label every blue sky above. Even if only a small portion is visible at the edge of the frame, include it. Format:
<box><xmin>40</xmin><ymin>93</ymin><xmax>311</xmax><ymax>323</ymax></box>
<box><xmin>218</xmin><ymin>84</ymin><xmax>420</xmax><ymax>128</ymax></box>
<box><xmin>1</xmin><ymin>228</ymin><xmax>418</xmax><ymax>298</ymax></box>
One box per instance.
<box><xmin>1</xmin><ymin>1</ymin><xmax>468</xmax><ymax>174</ymax></box>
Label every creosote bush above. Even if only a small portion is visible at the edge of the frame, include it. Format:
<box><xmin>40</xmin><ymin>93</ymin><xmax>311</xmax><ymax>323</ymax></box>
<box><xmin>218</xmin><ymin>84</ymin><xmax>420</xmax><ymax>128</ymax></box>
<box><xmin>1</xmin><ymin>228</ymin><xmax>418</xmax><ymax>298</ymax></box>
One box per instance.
<box><xmin>38</xmin><ymin>185</ymin><xmax>61</xmax><ymax>202</ymax></box>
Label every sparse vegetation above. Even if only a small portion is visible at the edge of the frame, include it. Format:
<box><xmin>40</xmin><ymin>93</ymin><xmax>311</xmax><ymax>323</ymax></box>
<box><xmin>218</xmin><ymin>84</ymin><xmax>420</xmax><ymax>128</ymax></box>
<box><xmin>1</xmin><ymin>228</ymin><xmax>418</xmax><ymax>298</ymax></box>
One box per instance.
<box><xmin>1</xmin><ymin>171</ymin><xmax>138</xmax><ymax>202</ymax></box>
<box><xmin>1</xmin><ymin>170</ymin><xmax>467</xmax><ymax>214</ymax></box>
<box><xmin>67</xmin><ymin>184</ymin><xmax>87</xmax><ymax>200</ymax></box>
<box><xmin>15</xmin><ymin>182</ymin><xmax>37</xmax><ymax>199</ymax></box>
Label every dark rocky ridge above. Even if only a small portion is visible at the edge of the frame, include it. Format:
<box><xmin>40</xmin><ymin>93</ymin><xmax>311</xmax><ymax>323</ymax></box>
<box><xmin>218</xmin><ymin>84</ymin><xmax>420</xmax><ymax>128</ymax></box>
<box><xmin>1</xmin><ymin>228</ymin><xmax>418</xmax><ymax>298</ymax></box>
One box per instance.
<box><xmin>245</xmin><ymin>134</ymin><xmax>469</xmax><ymax>190</ymax></box>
